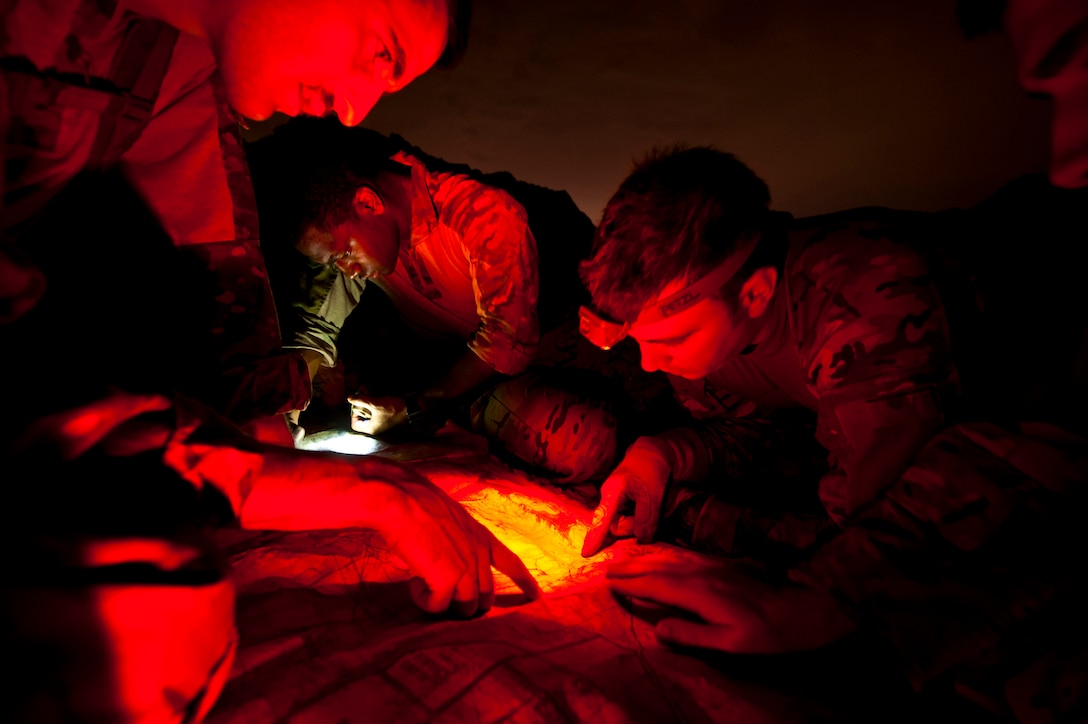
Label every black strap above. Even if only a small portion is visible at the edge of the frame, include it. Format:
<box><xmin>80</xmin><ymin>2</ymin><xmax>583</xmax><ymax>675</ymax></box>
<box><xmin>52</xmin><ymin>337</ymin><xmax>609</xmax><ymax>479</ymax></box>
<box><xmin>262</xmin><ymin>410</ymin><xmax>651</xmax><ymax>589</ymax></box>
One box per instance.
<box><xmin>87</xmin><ymin>18</ymin><xmax>179</xmax><ymax>168</ymax></box>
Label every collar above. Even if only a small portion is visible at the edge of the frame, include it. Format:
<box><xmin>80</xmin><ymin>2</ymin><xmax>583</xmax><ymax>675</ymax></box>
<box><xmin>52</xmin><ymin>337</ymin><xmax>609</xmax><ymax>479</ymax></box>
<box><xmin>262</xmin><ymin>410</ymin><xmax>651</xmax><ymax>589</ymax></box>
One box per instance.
<box><xmin>392</xmin><ymin>150</ymin><xmax>439</xmax><ymax>250</ymax></box>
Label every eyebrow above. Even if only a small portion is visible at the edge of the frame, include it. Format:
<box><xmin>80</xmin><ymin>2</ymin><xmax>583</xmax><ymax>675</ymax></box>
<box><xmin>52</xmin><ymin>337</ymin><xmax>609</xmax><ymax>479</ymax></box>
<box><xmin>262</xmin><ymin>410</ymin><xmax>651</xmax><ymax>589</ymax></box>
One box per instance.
<box><xmin>642</xmin><ymin>331</ymin><xmax>693</xmax><ymax>346</ymax></box>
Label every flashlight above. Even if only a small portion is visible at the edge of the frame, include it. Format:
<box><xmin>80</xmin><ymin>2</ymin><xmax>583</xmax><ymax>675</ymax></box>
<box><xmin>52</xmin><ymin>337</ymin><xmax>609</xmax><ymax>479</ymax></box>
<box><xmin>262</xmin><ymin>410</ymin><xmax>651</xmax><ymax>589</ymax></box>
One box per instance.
<box><xmin>579</xmin><ymin>305</ymin><xmax>630</xmax><ymax>350</ymax></box>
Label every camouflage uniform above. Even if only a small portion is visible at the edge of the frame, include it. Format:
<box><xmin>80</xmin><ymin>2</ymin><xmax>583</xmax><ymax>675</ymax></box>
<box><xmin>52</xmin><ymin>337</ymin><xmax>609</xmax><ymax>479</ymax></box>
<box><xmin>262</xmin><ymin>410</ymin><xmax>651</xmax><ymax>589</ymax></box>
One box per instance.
<box><xmin>791</xmin><ymin>419</ymin><xmax>1088</xmax><ymax>721</ymax></box>
<box><xmin>285</xmin><ymin>145</ymin><xmax>624</xmax><ymax>482</ymax></box>
<box><xmin>649</xmin><ymin>207</ymin><xmax>1088</xmax><ymax>719</ymax></box>
<box><xmin>289</xmin><ymin>148</ymin><xmax>542</xmax><ymax>377</ymax></box>
<box><xmin>1</xmin><ymin>0</ymin><xmax>308</xmax><ymax>430</ymax></box>
<box><xmin>656</xmin><ymin>210</ymin><xmax>957</xmax><ymax>541</ymax></box>
<box><xmin>0</xmin><ymin>0</ymin><xmax>305</xmax><ymax>718</ymax></box>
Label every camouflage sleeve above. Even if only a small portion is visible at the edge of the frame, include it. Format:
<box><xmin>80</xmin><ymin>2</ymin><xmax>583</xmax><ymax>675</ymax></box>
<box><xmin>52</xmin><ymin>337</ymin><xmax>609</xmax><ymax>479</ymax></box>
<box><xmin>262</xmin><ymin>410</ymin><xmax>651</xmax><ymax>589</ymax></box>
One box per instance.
<box><xmin>284</xmin><ymin>263</ymin><xmax>365</xmax><ymax>368</ymax></box>
<box><xmin>790</xmin><ymin>421</ymin><xmax>1088</xmax><ymax>688</ymax></box>
<box><xmin>443</xmin><ymin>181</ymin><xmax>540</xmax><ymax>375</ymax></box>
<box><xmin>658</xmin><ymin>376</ymin><xmax>784</xmax><ymax>483</ymax></box>
<box><xmin>654</xmin><ymin>387</ymin><xmax>833</xmax><ymax>554</ymax></box>
<box><xmin>794</xmin><ymin>225</ymin><xmax>957</xmax><ymax>522</ymax></box>
<box><xmin>7</xmin><ymin>390</ymin><xmax>263</xmax><ymax>518</ymax></box>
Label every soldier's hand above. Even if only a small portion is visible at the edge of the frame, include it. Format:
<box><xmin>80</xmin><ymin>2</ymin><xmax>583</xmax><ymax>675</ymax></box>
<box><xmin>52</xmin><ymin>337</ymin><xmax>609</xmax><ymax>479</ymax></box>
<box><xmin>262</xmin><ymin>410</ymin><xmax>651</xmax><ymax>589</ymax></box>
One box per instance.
<box><xmin>244</xmin><ymin>447</ymin><xmax>541</xmax><ymax>617</ymax></box>
<box><xmin>348</xmin><ymin>393</ymin><xmax>408</xmax><ymax>435</ymax></box>
<box><xmin>607</xmin><ymin>549</ymin><xmax>855</xmax><ymax>653</ymax></box>
<box><xmin>581</xmin><ymin>438</ymin><xmax>672</xmax><ymax>557</ymax></box>
<box><xmin>379</xmin><ymin>470</ymin><xmax>542</xmax><ymax>616</ymax></box>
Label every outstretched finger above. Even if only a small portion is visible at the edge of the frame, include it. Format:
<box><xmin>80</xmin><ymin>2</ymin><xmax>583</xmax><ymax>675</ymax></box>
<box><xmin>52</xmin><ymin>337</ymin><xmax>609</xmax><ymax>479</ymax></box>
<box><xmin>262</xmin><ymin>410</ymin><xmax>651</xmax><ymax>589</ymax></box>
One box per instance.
<box><xmin>606</xmin><ymin>554</ymin><xmax>677</xmax><ymax>578</ymax></box>
<box><xmin>490</xmin><ymin>533</ymin><xmax>541</xmax><ymax>600</ymax></box>
<box><xmin>581</xmin><ymin>484</ymin><xmax>623</xmax><ymax>557</ymax></box>
<box><xmin>607</xmin><ymin>571</ymin><xmax>695</xmax><ymax>611</ymax></box>
<box><xmin>476</xmin><ymin>545</ymin><xmax>495</xmax><ymax>614</ymax></box>
<box><xmin>655</xmin><ymin>618</ymin><xmax>736</xmax><ymax>651</ymax></box>
<box><xmin>608</xmin><ymin>550</ymin><xmax>720</xmax><ymax>577</ymax></box>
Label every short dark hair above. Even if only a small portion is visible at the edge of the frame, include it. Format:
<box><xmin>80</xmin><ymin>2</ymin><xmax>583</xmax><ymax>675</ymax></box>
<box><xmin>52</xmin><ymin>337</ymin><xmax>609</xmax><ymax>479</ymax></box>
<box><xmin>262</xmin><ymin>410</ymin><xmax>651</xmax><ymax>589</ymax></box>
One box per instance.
<box><xmin>434</xmin><ymin>0</ymin><xmax>473</xmax><ymax>69</ymax></box>
<box><xmin>246</xmin><ymin>116</ymin><xmax>406</xmax><ymax>246</ymax></box>
<box><xmin>578</xmin><ymin>145</ymin><xmax>772</xmax><ymax>322</ymax></box>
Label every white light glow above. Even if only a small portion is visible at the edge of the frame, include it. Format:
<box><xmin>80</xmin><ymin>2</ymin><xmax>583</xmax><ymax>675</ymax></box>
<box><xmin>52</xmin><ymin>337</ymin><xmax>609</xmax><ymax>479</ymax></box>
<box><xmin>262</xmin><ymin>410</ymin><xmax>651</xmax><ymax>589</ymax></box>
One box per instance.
<box><xmin>295</xmin><ymin>429</ymin><xmax>383</xmax><ymax>456</ymax></box>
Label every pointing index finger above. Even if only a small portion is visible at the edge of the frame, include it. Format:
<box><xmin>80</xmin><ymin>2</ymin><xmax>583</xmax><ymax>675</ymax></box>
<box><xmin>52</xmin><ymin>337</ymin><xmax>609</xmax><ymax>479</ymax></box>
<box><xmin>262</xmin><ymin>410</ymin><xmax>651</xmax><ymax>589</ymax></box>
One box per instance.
<box><xmin>490</xmin><ymin>533</ymin><xmax>541</xmax><ymax>601</ymax></box>
<box><xmin>581</xmin><ymin>484</ymin><xmax>622</xmax><ymax>557</ymax></box>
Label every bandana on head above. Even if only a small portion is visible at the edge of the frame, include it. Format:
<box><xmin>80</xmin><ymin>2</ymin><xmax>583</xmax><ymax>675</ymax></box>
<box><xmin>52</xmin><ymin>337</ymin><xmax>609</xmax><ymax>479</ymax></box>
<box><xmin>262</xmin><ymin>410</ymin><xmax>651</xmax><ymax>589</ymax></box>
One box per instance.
<box><xmin>579</xmin><ymin>234</ymin><xmax>759</xmax><ymax>350</ymax></box>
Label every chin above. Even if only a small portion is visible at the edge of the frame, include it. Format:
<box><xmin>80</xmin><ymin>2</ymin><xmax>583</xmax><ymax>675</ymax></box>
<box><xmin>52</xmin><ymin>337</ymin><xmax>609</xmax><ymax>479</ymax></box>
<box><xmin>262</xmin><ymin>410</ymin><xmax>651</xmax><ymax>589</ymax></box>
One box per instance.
<box><xmin>226</xmin><ymin>84</ymin><xmax>277</xmax><ymax>121</ymax></box>
<box><xmin>669</xmin><ymin>367</ymin><xmax>706</xmax><ymax>380</ymax></box>
<box><xmin>244</xmin><ymin>99</ymin><xmax>277</xmax><ymax>121</ymax></box>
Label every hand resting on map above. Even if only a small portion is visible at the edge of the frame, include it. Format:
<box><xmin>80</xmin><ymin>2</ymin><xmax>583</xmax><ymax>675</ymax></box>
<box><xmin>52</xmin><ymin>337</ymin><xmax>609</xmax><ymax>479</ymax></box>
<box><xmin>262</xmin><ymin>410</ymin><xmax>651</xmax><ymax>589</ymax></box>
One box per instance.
<box><xmin>607</xmin><ymin>549</ymin><xmax>854</xmax><ymax>653</ymax></box>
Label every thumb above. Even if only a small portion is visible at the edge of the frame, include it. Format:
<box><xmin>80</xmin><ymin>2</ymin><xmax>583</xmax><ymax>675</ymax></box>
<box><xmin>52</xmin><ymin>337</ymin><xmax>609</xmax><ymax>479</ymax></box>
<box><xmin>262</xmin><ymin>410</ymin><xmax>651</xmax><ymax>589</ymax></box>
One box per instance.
<box><xmin>655</xmin><ymin>617</ymin><xmax>718</xmax><ymax>649</ymax></box>
<box><xmin>632</xmin><ymin>491</ymin><xmax>662</xmax><ymax>544</ymax></box>
<box><xmin>408</xmin><ymin>576</ymin><xmax>454</xmax><ymax>615</ymax></box>
<box><xmin>582</xmin><ymin>479</ymin><xmax>623</xmax><ymax>557</ymax></box>
<box><xmin>581</xmin><ymin>509</ymin><xmax>613</xmax><ymax>557</ymax></box>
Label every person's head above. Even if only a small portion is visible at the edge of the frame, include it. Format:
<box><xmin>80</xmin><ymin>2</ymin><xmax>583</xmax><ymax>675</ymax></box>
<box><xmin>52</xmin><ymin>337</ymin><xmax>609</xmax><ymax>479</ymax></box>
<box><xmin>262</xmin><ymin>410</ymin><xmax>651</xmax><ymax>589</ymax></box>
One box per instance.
<box><xmin>177</xmin><ymin>0</ymin><xmax>470</xmax><ymax>125</ymax></box>
<box><xmin>958</xmin><ymin>0</ymin><xmax>1088</xmax><ymax>188</ymax></box>
<box><xmin>578</xmin><ymin>146</ymin><xmax>780</xmax><ymax>379</ymax></box>
<box><xmin>249</xmin><ymin>116</ymin><xmax>413</xmax><ymax>280</ymax></box>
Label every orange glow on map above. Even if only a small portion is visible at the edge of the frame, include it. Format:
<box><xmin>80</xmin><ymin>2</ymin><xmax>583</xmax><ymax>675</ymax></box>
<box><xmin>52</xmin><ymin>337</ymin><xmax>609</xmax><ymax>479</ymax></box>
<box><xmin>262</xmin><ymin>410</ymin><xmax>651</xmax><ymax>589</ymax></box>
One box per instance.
<box><xmin>425</xmin><ymin>468</ymin><xmax>613</xmax><ymax>596</ymax></box>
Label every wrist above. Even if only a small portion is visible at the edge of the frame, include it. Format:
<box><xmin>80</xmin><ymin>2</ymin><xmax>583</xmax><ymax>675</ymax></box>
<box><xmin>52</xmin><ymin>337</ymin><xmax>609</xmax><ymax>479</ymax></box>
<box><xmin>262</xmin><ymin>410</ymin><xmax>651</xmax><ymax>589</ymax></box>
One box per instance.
<box><xmin>404</xmin><ymin>395</ymin><xmax>452</xmax><ymax>430</ymax></box>
<box><xmin>404</xmin><ymin>396</ymin><xmax>426</xmax><ymax>426</ymax></box>
<box><xmin>625</xmin><ymin>436</ymin><xmax>674</xmax><ymax>476</ymax></box>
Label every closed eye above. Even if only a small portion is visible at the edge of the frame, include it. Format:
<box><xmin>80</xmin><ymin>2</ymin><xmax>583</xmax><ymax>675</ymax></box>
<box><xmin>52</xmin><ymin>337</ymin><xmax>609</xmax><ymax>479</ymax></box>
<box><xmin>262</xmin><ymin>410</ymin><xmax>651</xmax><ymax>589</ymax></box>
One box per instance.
<box><xmin>375</xmin><ymin>43</ymin><xmax>396</xmax><ymax>86</ymax></box>
<box><xmin>383</xmin><ymin>31</ymin><xmax>406</xmax><ymax>85</ymax></box>
<box><xmin>645</xmin><ymin>333</ymin><xmax>692</xmax><ymax>346</ymax></box>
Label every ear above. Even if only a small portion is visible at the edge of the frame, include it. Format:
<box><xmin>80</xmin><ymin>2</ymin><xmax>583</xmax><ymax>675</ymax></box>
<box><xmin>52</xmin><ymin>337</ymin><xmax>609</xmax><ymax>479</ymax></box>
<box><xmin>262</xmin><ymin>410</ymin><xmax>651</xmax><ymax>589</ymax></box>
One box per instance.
<box><xmin>738</xmin><ymin>266</ymin><xmax>778</xmax><ymax>319</ymax></box>
<box><xmin>353</xmin><ymin>186</ymin><xmax>385</xmax><ymax>215</ymax></box>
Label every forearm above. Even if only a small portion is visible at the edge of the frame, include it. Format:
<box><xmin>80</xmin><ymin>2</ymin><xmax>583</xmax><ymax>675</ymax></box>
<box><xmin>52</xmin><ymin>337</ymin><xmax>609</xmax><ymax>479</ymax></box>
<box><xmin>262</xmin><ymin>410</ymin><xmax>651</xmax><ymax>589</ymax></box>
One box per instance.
<box><xmin>816</xmin><ymin>385</ymin><xmax>946</xmax><ymax>520</ymax></box>
<box><xmin>235</xmin><ymin>445</ymin><xmax>410</xmax><ymax>531</ymax></box>
<box><xmin>641</xmin><ymin>415</ymin><xmax>775</xmax><ymax>484</ymax></box>
<box><xmin>630</xmin><ymin>431</ymin><xmax>709</xmax><ymax>483</ymax></box>
<box><xmin>285</xmin><ymin>266</ymin><xmax>363</xmax><ymax>369</ymax></box>
<box><xmin>417</xmin><ymin>349</ymin><xmax>497</xmax><ymax>407</ymax></box>
<box><xmin>790</xmin><ymin>422</ymin><xmax>1088</xmax><ymax>686</ymax></box>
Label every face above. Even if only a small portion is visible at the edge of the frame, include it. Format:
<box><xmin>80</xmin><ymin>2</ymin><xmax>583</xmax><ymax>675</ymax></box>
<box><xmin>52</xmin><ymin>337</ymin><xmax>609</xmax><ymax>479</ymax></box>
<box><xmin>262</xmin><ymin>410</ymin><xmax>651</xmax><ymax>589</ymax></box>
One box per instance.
<box><xmin>213</xmin><ymin>0</ymin><xmax>449</xmax><ymax>125</ymax></box>
<box><xmin>1006</xmin><ymin>0</ymin><xmax>1088</xmax><ymax>188</ymax></box>
<box><xmin>629</xmin><ymin>281</ymin><xmax>758</xmax><ymax>380</ymax></box>
<box><xmin>298</xmin><ymin>205</ymin><xmax>401</xmax><ymax>281</ymax></box>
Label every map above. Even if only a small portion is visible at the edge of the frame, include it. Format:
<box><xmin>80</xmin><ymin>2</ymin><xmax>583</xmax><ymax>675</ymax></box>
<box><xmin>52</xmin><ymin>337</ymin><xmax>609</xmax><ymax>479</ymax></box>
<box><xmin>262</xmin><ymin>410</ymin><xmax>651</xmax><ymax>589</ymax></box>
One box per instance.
<box><xmin>207</xmin><ymin>430</ymin><xmax>868</xmax><ymax>723</ymax></box>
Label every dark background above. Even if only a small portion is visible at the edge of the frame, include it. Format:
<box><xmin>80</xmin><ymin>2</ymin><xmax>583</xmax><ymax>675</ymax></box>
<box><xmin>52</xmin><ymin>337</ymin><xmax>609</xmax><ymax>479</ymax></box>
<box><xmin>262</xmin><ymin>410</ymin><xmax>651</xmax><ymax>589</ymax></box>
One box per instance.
<box><xmin>244</xmin><ymin>0</ymin><xmax>1051</xmax><ymax>223</ymax></box>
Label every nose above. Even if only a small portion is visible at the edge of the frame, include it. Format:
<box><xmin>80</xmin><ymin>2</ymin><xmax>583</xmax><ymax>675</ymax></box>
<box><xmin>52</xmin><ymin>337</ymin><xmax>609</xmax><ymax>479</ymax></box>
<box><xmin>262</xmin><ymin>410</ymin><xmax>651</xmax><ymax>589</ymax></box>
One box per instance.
<box><xmin>334</xmin><ymin>86</ymin><xmax>383</xmax><ymax>127</ymax></box>
<box><xmin>640</xmin><ymin>345</ymin><xmax>667</xmax><ymax>373</ymax></box>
